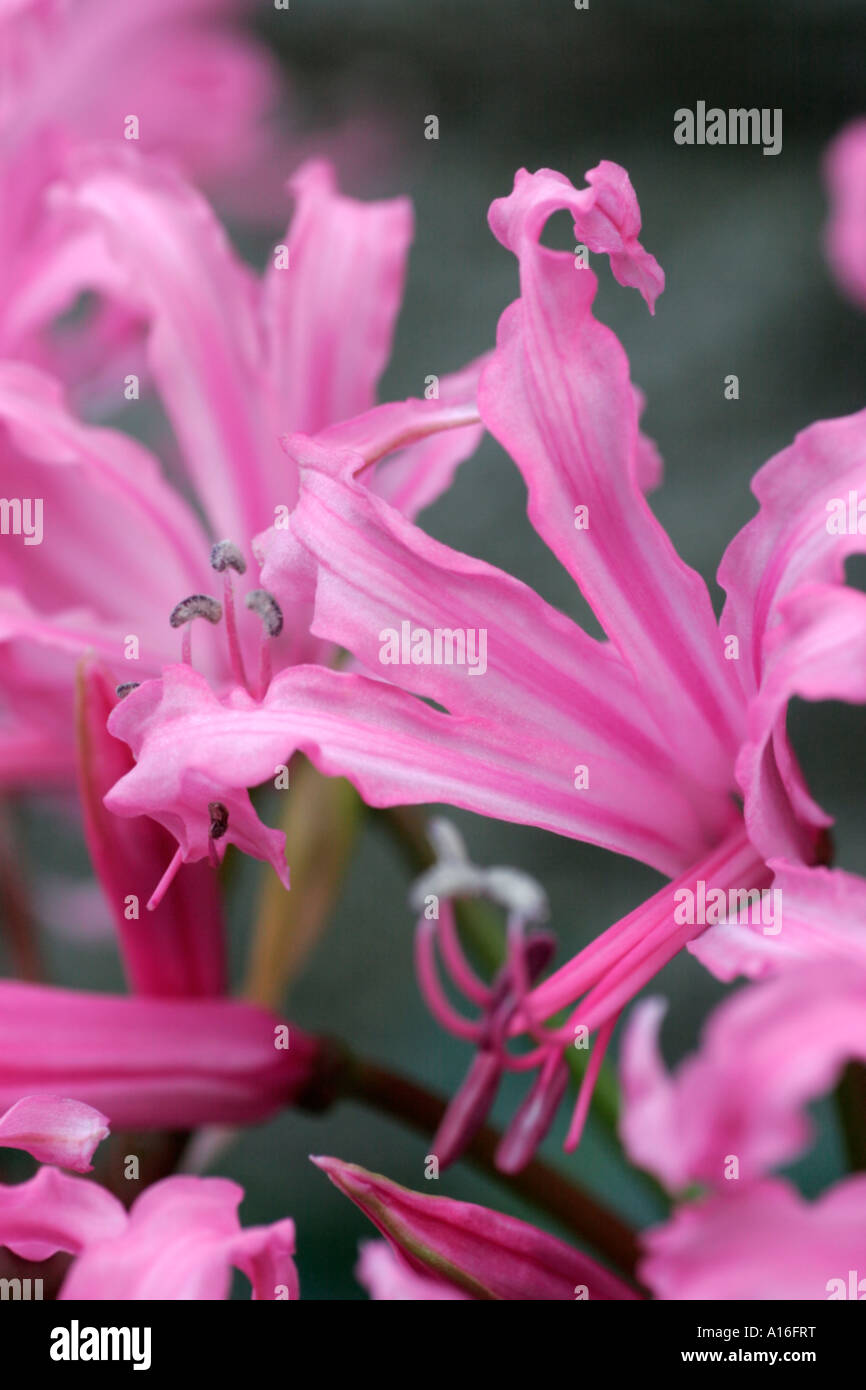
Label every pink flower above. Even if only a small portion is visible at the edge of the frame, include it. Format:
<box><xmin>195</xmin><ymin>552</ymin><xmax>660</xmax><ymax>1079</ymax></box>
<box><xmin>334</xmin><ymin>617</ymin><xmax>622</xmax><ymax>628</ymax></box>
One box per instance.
<box><xmin>0</xmin><ymin>0</ymin><xmax>294</xmax><ymax>390</ymax></box>
<box><xmin>824</xmin><ymin>119</ymin><xmax>866</xmax><ymax>309</ymax></box>
<box><xmin>620</xmin><ymin>962</ymin><xmax>866</xmax><ymax>1193</ymax></box>
<box><xmin>356</xmin><ymin>1241</ymin><xmax>470</xmax><ymax>1301</ymax></box>
<box><xmin>619</xmin><ymin>963</ymin><xmax>866</xmax><ymax>1298</ymax></box>
<box><xmin>145</xmin><ymin>158</ymin><xmax>865</xmax><ymax>1159</ymax></box>
<box><xmin>313</xmin><ymin>1155</ymin><xmax>637</xmax><ymax>1301</ymax></box>
<box><xmin>641</xmin><ymin>1178</ymin><xmax>866</xmax><ymax>1301</ymax></box>
<box><xmin>0</xmin><ymin>147</ymin><xmax>482</xmax><ymax>896</ymax></box>
<box><xmin>77</xmin><ymin>659</ymin><xmax>226</xmax><ymax>996</ymax></box>
<box><xmin>0</xmin><ymin>1095</ymin><xmax>108</xmax><ymax>1173</ymax></box>
<box><xmin>45</xmin><ymin>157</ymin><xmax>866</xmax><ymax>1165</ymax></box>
<box><xmin>0</xmin><ymin>980</ymin><xmax>318</xmax><ymax>1130</ymax></box>
<box><xmin>0</xmin><ymin>1168</ymin><xmax>298</xmax><ymax>1300</ymax></box>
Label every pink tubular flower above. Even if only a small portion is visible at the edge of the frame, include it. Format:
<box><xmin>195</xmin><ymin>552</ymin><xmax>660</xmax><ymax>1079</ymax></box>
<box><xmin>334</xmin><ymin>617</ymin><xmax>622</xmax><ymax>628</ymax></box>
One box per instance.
<box><xmin>619</xmin><ymin>962</ymin><xmax>866</xmax><ymax>1299</ymax></box>
<box><xmin>0</xmin><ymin>1168</ymin><xmax>298</xmax><ymax>1300</ymax></box>
<box><xmin>824</xmin><ymin>119</ymin><xmax>866</xmax><ymax>309</ymax></box>
<box><xmin>313</xmin><ymin>1155</ymin><xmax>637</xmax><ymax>1301</ymax></box>
<box><xmin>0</xmin><ymin>1095</ymin><xmax>108</xmax><ymax>1173</ymax></box>
<box><xmin>0</xmin><ymin>980</ymin><xmax>319</xmax><ymax>1130</ymax></box>
<box><xmin>0</xmin><ymin>146</ymin><xmax>482</xmax><ymax>899</ymax></box>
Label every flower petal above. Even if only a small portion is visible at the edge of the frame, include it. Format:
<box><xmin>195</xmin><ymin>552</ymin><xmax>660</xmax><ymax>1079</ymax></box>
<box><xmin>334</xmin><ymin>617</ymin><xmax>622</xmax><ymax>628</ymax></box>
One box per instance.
<box><xmin>105</xmin><ymin>660</ymin><xmax>716</xmax><ymax>880</ymax></box>
<box><xmin>356</xmin><ymin>1240</ymin><xmax>470</xmax><ymax>1300</ymax></box>
<box><xmin>53</xmin><ymin>146</ymin><xmax>275</xmax><ymax>543</ymax></box>
<box><xmin>262</xmin><ymin>160</ymin><xmax>412</xmax><ymax>437</ymax></box>
<box><xmin>77</xmin><ymin>660</ymin><xmax>226</xmax><ymax>997</ymax></box>
<box><xmin>620</xmin><ymin>961</ymin><xmax>866</xmax><ymax>1191</ymax></box>
<box><xmin>313</xmin><ymin>1155</ymin><xmax>637</xmax><ymax>1300</ymax></box>
<box><xmin>642</xmin><ymin>1178</ymin><xmax>866</xmax><ymax>1301</ymax></box>
<box><xmin>0</xmin><ymin>980</ymin><xmax>319</xmax><ymax>1129</ymax></box>
<box><xmin>0</xmin><ymin>1166</ymin><xmax>125</xmax><ymax>1264</ymax></box>
<box><xmin>690</xmin><ymin>857</ymin><xmax>866</xmax><ymax>981</ymax></box>
<box><xmin>479</xmin><ymin>163</ymin><xmax>742</xmax><ymax>783</ymax></box>
<box><xmin>60</xmin><ymin>1176</ymin><xmax>298</xmax><ymax>1301</ymax></box>
<box><xmin>0</xmin><ymin>1095</ymin><xmax>109</xmax><ymax>1173</ymax></box>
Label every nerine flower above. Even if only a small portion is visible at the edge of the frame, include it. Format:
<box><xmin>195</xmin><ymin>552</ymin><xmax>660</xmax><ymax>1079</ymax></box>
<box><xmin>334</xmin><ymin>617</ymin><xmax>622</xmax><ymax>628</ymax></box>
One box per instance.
<box><xmin>104</xmin><ymin>159</ymin><xmax>866</xmax><ymax>1157</ymax></box>
<box><xmin>0</xmin><ymin>146</ymin><xmax>482</xmax><ymax>898</ymax></box>
<box><xmin>1</xmin><ymin>1168</ymin><xmax>298</xmax><ymax>1300</ymax></box>
<box><xmin>0</xmin><ymin>0</ymin><xmax>293</xmax><ymax>389</ymax></box>
<box><xmin>619</xmin><ymin>961</ymin><xmax>866</xmax><ymax>1299</ymax></box>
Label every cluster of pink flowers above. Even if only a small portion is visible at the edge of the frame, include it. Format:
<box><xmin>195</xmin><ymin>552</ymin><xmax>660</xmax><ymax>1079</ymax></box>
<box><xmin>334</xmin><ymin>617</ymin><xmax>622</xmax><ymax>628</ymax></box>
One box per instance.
<box><xmin>1</xmin><ymin>5</ymin><xmax>866</xmax><ymax>1301</ymax></box>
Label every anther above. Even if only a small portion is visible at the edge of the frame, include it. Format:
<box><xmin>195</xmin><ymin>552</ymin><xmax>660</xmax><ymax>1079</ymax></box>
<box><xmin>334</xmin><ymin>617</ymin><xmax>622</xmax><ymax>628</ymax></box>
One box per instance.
<box><xmin>245</xmin><ymin>589</ymin><xmax>283</xmax><ymax>638</ymax></box>
<box><xmin>210</xmin><ymin>540</ymin><xmax>247</xmax><ymax>575</ymax></box>
<box><xmin>169</xmin><ymin>595</ymin><xmax>223</xmax><ymax>628</ymax></box>
<box><xmin>245</xmin><ymin>589</ymin><xmax>283</xmax><ymax>698</ymax></box>
<box><xmin>208</xmin><ymin>802</ymin><xmax>229</xmax><ymax>839</ymax></box>
<box><xmin>115</xmin><ymin>682</ymin><xmax>140</xmax><ymax>699</ymax></box>
<box><xmin>210</xmin><ymin>542</ymin><xmax>249</xmax><ymax>690</ymax></box>
<box><xmin>169</xmin><ymin>593</ymin><xmax>222</xmax><ymax>665</ymax></box>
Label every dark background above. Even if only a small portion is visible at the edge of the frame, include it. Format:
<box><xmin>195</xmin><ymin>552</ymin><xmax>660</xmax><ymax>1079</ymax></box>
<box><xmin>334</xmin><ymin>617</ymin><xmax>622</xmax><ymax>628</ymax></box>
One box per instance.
<box><xmin>21</xmin><ymin>0</ymin><xmax>866</xmax><ymax>1296</ymax></box>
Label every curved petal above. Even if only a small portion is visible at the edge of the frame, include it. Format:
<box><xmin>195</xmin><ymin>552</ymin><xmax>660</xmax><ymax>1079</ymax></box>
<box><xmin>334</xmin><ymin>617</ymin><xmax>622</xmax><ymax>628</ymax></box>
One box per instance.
<box><xmin>620</xmin><ymin>961</ymin><xmax>866</xmax><ymax>1192</ymax></box>
<box><xmin>52</xmin><ymin>146</ymin><xmax>275</xmax><ymax>543</ymax></box>
<box><xmin>262</xmin><ymin>160</ymin><xmax>412</xmax><ymax>437</ymax></box>
<box><xmin>719</xmin><ymin>407</ymin><xmax>866</xmax><ymax>698</ymax></box>
<box><xmin>269</xmin><ymin>440</ymin><xmax>734</xmax><ymax>869</ymax></box>
<box><xmin>105</xmin><ymin>662</ymin><xmax>718</xmax><ymax>881</ymax></box>
<box><xmin>642</xmin><ymin>1177</ymin><xmax>866</xmax><ymax>1301</ymax></box>
<box><xmin>479</xmin><ymin>163</ymin><xmax>743</xmax><ymax>783</ymax></box>
<box><xmin>690</xmin><ymin>858</ymin><xmax>866</xmax><ymax>982</ymax></box>
<box><xmin>0</xmin><ymin>1166</ymin><xmax>125</xmax><ymax>1264</ymax></box>
<box><xmin>78</xmin><ymin>661</ymin><xmax>226</xmax><ymax>997</ymax></box>
<box><xmin>60</xmin><ymin>1176</ymin><xmax>298</xmax><ymax>1301</ymax></box>
<box><xmin>736</xmin><ymin>585</ymin><xmax>866</xmax><ymax>863</ymax></box>
<box><xmin>0</xmin><ymin>1095</ymin><xmax>109</xmax><ymax>1173</ymax></box>
<box><xmin>0</xmin><ymin>360</ymin><xmax>209</xmax><ymax>638</ymax></box>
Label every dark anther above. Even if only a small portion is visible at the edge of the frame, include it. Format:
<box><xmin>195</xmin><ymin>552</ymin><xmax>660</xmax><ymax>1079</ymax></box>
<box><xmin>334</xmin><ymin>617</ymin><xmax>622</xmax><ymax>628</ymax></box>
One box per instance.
<box><xmin>115</xmin><ymin>682</ymin><xmax>141</xmax><ymax>699</ymax></box>
<box><xmin>210</xmin><ymin>540</ymin><xmax>247</xmax><ymax>575</ymax></box>
<box><xmin>169</xmin><ymin>594</ymin><xmax>223</xmax><ymax>628</ymax></box>
<box><xmin>245</xmin><ymin>588</ymin><xmax>283</xmax><ymax>638</ymax></box>
<box><xmin>208</xmin><ymin>801</ymin><xmax>229</xmax><ymax>839</ymax></box>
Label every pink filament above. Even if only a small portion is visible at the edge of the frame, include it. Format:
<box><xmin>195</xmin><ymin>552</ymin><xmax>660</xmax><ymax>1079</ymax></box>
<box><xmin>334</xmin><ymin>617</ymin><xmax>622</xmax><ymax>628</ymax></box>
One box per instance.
<box><xmin>222</xmin><ymin>571</ymin><xmax>250</xmax><ymax>691</ymax></box>
<box><xmin>147</xmin><ymin>847</ymin><xmax>184</xmax><ymax>912</ymax></box>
